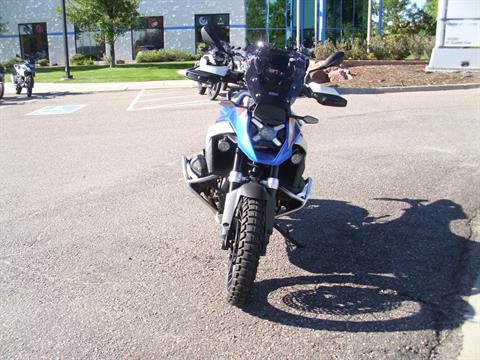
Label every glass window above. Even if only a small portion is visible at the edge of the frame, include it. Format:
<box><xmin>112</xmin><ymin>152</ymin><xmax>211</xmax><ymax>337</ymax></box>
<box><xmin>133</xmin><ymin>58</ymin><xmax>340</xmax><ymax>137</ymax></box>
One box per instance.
<box><xmin>132</xmin><ymin>16</ymin><xmax>164</xmax><ymax>58</ymax></box>
<box><xmin>195</xmin><ymin>14</ymin><xmax>230</xmax><ymax>48</ymax></box>
<box><xmin>246</xmin><ymin>0</ymin><xmax>287</xmax><ymax>48</ymax></box>
<box><xmin>75</xmin><ymin>27</ymin><xmax>105</xmax><ymax>60</ymax></box>
<box><xmin>19</xmin><ymin>23</ymin><xmax>49</xmax><ymax>59</ymax></box>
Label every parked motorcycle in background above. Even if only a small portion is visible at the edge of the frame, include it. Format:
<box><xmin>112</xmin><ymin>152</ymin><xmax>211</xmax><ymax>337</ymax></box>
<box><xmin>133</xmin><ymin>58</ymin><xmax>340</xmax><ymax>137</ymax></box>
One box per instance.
<box><xmin>188</xmin><ymin>26</ymin><xmax>245</xmax><ymax>101</ymax></box>
<box><xmin>183</xmin><ymin>40</ymin><xmax>347</xmax><ymax>306</ymax></box>
<box><xmin>13</xmin><ymin>56</ymin><xmax>36</xmax><ymax>97</ymax></box>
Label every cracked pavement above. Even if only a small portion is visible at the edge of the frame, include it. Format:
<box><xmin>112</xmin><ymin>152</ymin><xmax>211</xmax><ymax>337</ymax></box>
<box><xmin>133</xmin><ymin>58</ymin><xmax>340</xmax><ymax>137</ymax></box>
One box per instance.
<box><xmin>0</xmin><ymin>88</ymin><xmax>479</xmax><ymax>359</ymax></box>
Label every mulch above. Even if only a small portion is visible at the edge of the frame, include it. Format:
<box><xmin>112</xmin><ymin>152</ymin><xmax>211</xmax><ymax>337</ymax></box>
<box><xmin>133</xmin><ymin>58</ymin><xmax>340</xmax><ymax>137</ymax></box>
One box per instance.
<box><xmin>313</xmin><ymin>61</ymin><xmax>480</xmax><ymax>88</ymax></box>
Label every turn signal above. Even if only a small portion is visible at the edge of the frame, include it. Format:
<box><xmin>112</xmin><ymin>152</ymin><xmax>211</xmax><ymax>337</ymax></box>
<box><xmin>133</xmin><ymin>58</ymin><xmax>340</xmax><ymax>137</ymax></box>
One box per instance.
<box><xmin>291</xmin><ymin>153</ymin><xmax>303</xmax><ymax>164</ymax></box>
<box><xmin>218</xmin><ymin>138</ymin><xmax>231</xmax><ymax>152</ymax></box>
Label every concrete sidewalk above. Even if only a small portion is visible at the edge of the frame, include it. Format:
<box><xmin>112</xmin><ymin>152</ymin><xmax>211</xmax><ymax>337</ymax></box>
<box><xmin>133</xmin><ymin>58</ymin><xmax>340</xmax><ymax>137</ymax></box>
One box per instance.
<box><xmin>4</xmin><ymin>78</ymin><xmax>479</xmax><ymax>96</ymax></box>
<box><xmin>3</xmin><ymin>79</ymin><xmax>196</xmax><ymax>94</ymax></box>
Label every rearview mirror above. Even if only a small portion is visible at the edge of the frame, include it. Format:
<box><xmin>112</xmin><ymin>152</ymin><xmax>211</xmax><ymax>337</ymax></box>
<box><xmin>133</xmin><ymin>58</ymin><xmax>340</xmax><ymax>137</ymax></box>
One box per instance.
<box><xmin>311</xmin><ymin>51</ymin><xmax>345</xmax><ymax>71</ymax></box>
<box><xmin>307</xmin><ymin>83</ymin><xmax>348</xmax><ymax>107</ymax></box>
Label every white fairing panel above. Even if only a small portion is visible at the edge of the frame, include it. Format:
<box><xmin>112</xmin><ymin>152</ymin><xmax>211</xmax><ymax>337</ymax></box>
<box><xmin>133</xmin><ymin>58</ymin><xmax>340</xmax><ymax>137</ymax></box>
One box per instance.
<box><xmin>197</xmin><ymin>64</ymin><xmax>229</xmax><ymax>77</ymax></box>
<box><xmin>206</xmin><ymin>120</ymin><xmax>235</xmax><ymax>147</ymax></box>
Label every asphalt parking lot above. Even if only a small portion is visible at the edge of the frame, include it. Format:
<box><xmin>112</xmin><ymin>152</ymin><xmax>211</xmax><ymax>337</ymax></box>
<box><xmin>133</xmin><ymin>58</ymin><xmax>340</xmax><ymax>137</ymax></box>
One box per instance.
<box><xmin>1</xmin><ymin>87</ymin><xmax>479</xmax><ymax>359</ymax></box>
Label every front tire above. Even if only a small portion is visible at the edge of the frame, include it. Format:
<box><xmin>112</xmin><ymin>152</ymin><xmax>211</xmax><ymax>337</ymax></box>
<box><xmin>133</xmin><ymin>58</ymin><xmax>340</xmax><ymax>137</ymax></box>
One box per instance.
<box><xmin>0</xmin><ymin>82</ymin><xmax>4</xmax><ymax>100</ymax></box>
<box><xmin>208</xmin><ymin>81</ymin><xmax>222</xmax><ymax>101</ymax></box>
<box><xmin>226</xmin><ymin>197</ymin><xmax>265</xmax><ymax>307</ymax></box>
<box><xmin>26</xmin><ymin>76</ymin><xmax>33</xmax><ymax>97</ymax></box>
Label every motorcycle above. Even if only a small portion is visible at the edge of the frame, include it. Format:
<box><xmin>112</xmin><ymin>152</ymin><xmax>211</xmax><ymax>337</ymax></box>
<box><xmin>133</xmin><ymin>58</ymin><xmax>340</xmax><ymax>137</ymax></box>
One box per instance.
<box><xmin>187</xmin><ymin>26</ymin><xmax>245</xmax><ymax>101</ymax></box>
<box><xmin>13</xmin><ymin>56</ymin><xmax>36</xmax><ymax>97</ymax></box>
<box><xmin>182</xmin><ymin>46</ymin><xmax>347</xmax><ymax>307</ymax></box>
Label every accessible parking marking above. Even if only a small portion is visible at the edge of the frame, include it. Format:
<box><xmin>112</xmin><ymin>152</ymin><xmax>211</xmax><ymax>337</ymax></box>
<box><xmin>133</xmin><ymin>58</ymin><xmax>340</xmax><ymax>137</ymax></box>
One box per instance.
<box><xmin>27</xmin><ymin>104</ymin><xmax>87</xmax><ymax>116</ymax></box>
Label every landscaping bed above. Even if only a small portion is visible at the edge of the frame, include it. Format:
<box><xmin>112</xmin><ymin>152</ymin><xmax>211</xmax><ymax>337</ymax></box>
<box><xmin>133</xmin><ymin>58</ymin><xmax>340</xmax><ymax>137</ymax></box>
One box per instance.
<box><xmin>321</xmin><ymin>62</ymin><xmax>480</xmax><ymax>88</ymax></box>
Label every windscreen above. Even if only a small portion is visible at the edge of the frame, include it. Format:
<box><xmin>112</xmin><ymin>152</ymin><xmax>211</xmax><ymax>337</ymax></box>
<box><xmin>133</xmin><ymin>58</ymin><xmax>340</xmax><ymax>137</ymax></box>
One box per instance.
<box><xmin>244</xmin><ymin>47</ymin><xmax>306</xmax><ymax>110</ymax></box>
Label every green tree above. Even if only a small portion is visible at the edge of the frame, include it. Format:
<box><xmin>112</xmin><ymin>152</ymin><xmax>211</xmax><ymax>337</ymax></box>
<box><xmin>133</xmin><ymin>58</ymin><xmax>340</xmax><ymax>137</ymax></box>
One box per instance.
<box><xmin>64</xmin><ymin>0</ymin><xmax>140</xmax><ymax>67</ymax></box>
<box><xmin>246</xmin><ymin>0</ymin><xmax>267</xmax><ymax>44</ymax></box>
<box><xmin>378</xmin><ymin>0</ymin><xmax>435</xmax><ymax>35</ymax></box>
<box><xmin>424</xmin><ymin>0</ymin><xmax>438</xmax><ymax>19</ymax></box>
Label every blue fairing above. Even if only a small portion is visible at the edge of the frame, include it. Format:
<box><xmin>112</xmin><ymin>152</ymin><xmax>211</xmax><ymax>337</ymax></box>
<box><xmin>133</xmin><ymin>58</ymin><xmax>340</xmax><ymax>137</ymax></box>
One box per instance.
<box><xmin>219</xmin><ymin>105</ymin><xmax>300</xmax><ymax>166</ymax></box>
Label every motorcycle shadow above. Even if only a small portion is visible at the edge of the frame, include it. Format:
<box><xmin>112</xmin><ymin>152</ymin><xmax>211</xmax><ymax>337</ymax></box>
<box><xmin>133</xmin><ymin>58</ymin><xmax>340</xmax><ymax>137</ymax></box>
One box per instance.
<box><xmin>243</xmin><ymin>198</ymin><xmax>478</xmax><ymax>332</ymax></box>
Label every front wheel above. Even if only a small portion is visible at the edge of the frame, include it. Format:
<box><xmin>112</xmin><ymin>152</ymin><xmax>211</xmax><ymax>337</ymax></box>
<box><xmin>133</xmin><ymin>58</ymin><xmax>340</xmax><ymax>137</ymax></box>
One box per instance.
<box><xmin>0</xmin><ymin>82</ymin><xmax>4</xmax><ymax>100</ymax></box>
<box><xmin>226</xmin><ymin>197</ymin><xmax>266</xmax><ymax>307</ymax></box>
<box><xmin>208</xmin><ymin>81</ymin><xmax>222</xmax><ymax>101</ymax></box>
<box><xmin>26</xmin><ymin>76</ymin><xmax>33</xmax><ymax>97</ymax></box>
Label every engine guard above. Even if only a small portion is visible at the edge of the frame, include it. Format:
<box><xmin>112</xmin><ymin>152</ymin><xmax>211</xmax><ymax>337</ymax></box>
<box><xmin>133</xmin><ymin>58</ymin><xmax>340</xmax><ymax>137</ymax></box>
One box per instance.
<box><xmin>181</xmin><ymin>155</ymin><xmax>219</xmax><ymax>213</ymax></box>
<box><xmin>276</xmin><ymin>177</ymin><xmax>313</xmax><ymax>218</ymax></box>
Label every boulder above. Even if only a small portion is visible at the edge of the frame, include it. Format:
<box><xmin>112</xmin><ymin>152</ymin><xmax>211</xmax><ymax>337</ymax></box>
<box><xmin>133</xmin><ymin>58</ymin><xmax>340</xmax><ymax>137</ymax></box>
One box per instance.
<box><xmin>309</xmin><ymin>69</ymin><xmax>329</xmax><ymax>83</ymax></box>
<box><xmin>328</xmin><ymin>67</ymin><xmax>353</xmax><ymax>82</ymax></box>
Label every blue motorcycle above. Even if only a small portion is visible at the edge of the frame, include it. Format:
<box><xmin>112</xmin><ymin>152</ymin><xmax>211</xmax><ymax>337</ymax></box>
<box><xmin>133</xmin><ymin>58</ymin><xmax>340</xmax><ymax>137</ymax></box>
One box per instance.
<box><xmin>13</xmin><ymin>56</ymin><xmax>36</xmax><ymax>97</ymax></box>
<box><xmin>182</xmin><ymin>43</ymin><xmax>347</xmax><ymax>307</ymax></box>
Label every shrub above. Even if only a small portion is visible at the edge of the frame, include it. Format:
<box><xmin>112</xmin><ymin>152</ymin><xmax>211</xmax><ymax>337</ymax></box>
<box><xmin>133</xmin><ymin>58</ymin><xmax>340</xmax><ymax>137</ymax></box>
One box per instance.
<box><xmin>1</xmin><ymin>56</ymin><xmax>22</xmax><ymax>73</ymax></box>
<box><xmin>70</xmin><ymin>53</ymin><xmax>95</xmax><ymax>65</ymax></box>
<box><xmin>70</xmin><ymin>53</ymin><xmax>85</xmax><ymax>65</ymax></box>
<box><xmin>196</xmin><ymin>42</ymin><xmax>207</xmax><ymax>60</ymax></box>
<box><xmin>313</xmin><ymin>39</ymin><xmax>337</xmax><ymax>60</ymax></box>
<box><xmin>135</xmin><ymin>49</ymin><xmax>196</xmax><ymax>63</ymax></box>
<box><xmin>409</xmin><ymin>34</ymin><xmax>435</xmax><ymax>60</ymax></box>
<box><xmin>346</xmin><ymin>38</ymin><xmax>368</xmax><ymax>60</ymax></box>
<box><xmin>38</xmin><ymin>58</ymin><xmax>49</xmax><ymax>66</ymax></box>
<box><xmin>370</xmin><ymin>34</ymin><xmax>411</xmax><ymax>60</ymax></box>
<box><xmin>314</xmin><ymin>38</ymin><xmax>369</xmax><ymax>60</ymax></box>
<box><xmin>369</xmin><ymin>36</ymin><xmax>389</xmax><ymax>60</ymax></box>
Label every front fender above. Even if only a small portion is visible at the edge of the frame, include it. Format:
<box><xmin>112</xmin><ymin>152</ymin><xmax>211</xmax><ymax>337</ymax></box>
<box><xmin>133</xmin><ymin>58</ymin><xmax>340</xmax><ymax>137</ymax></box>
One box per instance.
<box><xmin>221</xmin><ymin>181</ymin><xmax>275</xmax><ymax>236</ymax></box>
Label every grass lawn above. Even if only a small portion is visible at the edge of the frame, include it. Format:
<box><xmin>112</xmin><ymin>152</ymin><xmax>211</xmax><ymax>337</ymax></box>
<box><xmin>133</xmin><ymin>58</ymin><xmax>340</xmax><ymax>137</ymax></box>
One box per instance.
<box><xmin>35</xmin><ymin>61</ymin><xmax>195</xmax><ymax>83</ymax></box>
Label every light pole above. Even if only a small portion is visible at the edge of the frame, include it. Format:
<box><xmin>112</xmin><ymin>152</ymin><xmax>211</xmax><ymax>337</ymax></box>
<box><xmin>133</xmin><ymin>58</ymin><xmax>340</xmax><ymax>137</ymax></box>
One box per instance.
<box><xmin>61</xmin><ymin>0</ymin><xmax>73</xmax><ymax>79</ymax></box>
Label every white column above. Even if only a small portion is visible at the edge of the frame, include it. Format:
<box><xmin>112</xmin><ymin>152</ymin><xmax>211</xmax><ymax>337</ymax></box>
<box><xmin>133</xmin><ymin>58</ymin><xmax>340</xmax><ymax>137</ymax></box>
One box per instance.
<box><xmin>435</xmin><ymin>0</ymin><xmax>448</xmax><ymax>47</ymax></box>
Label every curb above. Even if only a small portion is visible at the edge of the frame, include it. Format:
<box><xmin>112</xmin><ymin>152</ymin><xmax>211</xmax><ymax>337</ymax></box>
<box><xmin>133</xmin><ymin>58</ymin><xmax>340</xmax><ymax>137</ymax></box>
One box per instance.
<box><xmin>3</xmin><ymin>80</ymin><xmax>196</xmax><ymax>95</ymax></box>
<box><xmin>337</xmin><ymin>83</ymin><xmax>480</xmax><ymax>95</ymax></box>
<box><xmin>4</xmin><ymin>80</ymin><xmax>480</xmax><ymax>95</ymax></box>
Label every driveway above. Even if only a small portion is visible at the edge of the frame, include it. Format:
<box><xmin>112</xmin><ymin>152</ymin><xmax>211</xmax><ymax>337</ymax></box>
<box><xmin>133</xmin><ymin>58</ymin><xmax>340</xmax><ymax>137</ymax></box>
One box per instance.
<box><xmin>1</xmin><ymin>88</ymin><xmax>479</xmax><ymax>359</ymax></box>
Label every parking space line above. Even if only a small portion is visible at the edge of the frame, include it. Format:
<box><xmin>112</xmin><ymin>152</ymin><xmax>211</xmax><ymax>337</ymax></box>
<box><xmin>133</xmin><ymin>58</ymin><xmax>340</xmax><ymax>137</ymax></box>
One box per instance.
<box><xmin>136</xmin><ymin>94</ymin><xmax>193</xmax><ymax>104</ymax></box>
<box><xmin>131</xmin><ymin>99</ymin><xmax>218</xmax><ymax>111</ymax></box>
<box><xmin>126</xmin><ymin>89</ymin><xmax>145</xmax><ymax>111</ymax></box>
<box><xmin>140</xmin><ymin>90</ymin><xmax>190</xmax><ymax>97</ymax></box>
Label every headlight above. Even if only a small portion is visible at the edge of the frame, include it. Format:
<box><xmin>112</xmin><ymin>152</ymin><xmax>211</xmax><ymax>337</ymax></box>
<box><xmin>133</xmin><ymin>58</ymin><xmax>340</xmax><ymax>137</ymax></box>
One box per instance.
<box><xmin>250</xmin><ymin>117</ymin><xmax>285</xmax><ymax>148</ymax></box>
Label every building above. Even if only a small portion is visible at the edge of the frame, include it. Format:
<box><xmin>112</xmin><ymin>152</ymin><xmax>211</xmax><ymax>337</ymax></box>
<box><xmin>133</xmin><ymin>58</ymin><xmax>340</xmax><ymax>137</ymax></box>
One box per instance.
<box><xmin>0</xmin><ymin>0</ymin><xmax>365</xmax><ymax>65</ymax></box>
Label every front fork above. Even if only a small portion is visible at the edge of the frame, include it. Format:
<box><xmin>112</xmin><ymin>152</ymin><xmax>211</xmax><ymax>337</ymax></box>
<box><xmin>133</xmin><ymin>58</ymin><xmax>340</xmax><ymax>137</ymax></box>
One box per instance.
<box><xmin>221</xmin><ymin>149</ymin><xmax>279</xmax><ymax>252</ymax></box>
